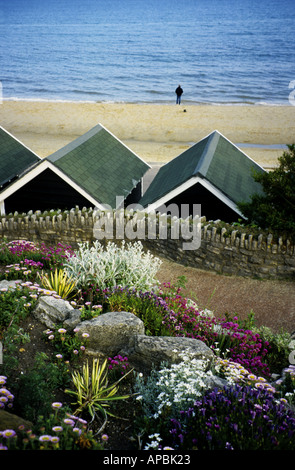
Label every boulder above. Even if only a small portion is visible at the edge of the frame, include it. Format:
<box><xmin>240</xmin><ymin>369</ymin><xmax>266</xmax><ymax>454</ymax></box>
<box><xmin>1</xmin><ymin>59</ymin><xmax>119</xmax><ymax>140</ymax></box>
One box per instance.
<box><xmin>75</xmin><ymin>311</ymin><xmax>145</xmax><ymax>356</ymax></box>
<box><xmin>63</xmin><ymin>309</ymin><xmax>82</xmax><ymax>329</ymax></box>
<box><xmin>32</xmin><ymin>296</ymin><xmax>216</xmax><ymax>374</ymax></box>
<box><xmin>120</xmin><ymin>334</ymin><xmax>214</xmax><ymax>372</ymax></box>
<box><xmin>33</xmin><ymin>295</ymin><xmax>76</xmax><ymax>329</ymax></box>
<box><xmin>0</xmin><ymin>409</ymin><xmax>33</xmax><ymax>432</ymax></box>
<box><xmin>0</xmin><ymin>280</ymin><xmax>22</xmax><ymax>290</ymax></box>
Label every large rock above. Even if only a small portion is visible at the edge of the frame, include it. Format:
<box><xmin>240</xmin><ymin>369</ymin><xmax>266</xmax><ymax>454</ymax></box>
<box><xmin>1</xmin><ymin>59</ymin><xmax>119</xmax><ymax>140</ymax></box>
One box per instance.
<box><xmin>120</xmin><ymin>335</ymin><xmax>214</xmax><ymax>372</ymax></box>
<box><xmin>0</xmin><ymin>409</ymin><xmax>33</xmax><ymax>432</ymax></box>
<box><xmin>33</xmin><ymin>295</ymin><xmax>76</xmax><ymax>329</ymax></box>
<box><xmin>32</xmin><ymin>296</ymin><xmax>216</xmax><ymax>374</ymax></box>
<box><xmin>75</xmin><ymin>311</ymin><xmax>145</xmax><ymax>356</ymax></box>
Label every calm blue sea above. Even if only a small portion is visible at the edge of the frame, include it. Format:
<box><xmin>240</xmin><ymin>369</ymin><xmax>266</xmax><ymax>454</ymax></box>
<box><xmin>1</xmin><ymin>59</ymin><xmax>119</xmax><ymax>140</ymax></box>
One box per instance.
<box><xmin>0</xmin><ymin>0</ymin><xmax>295</xmax><ymax>105</ymax></box>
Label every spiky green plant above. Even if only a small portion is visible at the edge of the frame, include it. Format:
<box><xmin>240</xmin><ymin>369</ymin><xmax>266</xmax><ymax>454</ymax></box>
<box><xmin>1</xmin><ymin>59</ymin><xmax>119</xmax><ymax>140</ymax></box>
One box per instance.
<box><xmin>39</xmin><ymin>268</ymin><xmax>77</xmax><ymax>299</ymax></box>
<box><xmin>65</xmin><ymin>358</ymin><xmax>133</xmax><ymax>425</ymax></box>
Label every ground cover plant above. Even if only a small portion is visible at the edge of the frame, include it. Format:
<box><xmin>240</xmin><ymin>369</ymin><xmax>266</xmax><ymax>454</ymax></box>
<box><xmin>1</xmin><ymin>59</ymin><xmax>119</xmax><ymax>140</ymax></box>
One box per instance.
<box><xmin>0</xmin><ymin>238</ymin><xmax>295</xmax><ymax>451</ymax></box>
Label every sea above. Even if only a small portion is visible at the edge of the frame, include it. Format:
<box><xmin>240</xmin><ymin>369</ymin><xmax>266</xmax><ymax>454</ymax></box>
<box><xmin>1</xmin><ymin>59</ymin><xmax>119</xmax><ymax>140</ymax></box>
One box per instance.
<box><xmin>0</xmin><ymin>0</ymin><xmax>295</xmax><ymax>106</ymax></box>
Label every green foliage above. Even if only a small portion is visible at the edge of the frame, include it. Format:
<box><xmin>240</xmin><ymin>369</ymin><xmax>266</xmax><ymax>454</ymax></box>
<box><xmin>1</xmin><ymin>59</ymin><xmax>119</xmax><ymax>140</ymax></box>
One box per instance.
<box><xmin>79</xmin><ymin>303</ymin><xmax>102</xmax><ymax>321</ymax></box>
<box><xmin>0</xmin><ymin>286</ymin><xmax>37</xmax><ymax>332</ymax></box>
<box><xmin>252</xmin><ymin>325</ymin><xmax>291</xmax><ymax>374</ymax></box>
<box><xmin>237</xmin><ymin>144</ymin><xmax>295</xmax><ymax>239</ymax></box>
<box><xmin>65</xmin><ymin>358</ymin><xmax>133</xmax><ymax>422</ymax></box>
<box><xmin>64</xmin><ymin>240</ymin><xmax>162</xmax><ymax>291</ymax></box>
<box><xmin>14</xmin><ymin>352</ymin><xmax>71</xmax><ymax>422</ymax></box>
<box><xmin>222</xmin><ymin>310</ymin><xmax>256</xmax><ymax>331</ymax></box>
<box><xmin>134</xmin><ymin>353</ymin><xmax>214</xmax><ymax>443</ymax></box>
<box><xmin>104</xmin><ymin>287</ymin><xmax>171</xmax><ymax>336</ymax></box>
<box><xmin>39</xmin><ymin>268</ymin><xmax>77</xmax><ymax>299</ymax></box>
<box><xmin>43</xmin><ymin>326</ymin><xmax>89</xmax><ymax>362</ymax></box>
<box><xmin>0</xmin><ymin>402</ymin><xmax>104</xmax><ymax>450</ymax></box>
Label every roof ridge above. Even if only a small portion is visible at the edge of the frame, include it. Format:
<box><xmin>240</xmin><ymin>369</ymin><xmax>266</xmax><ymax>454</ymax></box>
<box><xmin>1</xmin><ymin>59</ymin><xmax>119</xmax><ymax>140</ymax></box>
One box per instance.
<box><xmin>193</xmin><ymin>130</ymin><xmax>221</xmax><ymax>177</ymax></box>
<box><xmin>46</xmin><ymin>124</ymin><xmax>104</xmax><ymax>162</ymax></box>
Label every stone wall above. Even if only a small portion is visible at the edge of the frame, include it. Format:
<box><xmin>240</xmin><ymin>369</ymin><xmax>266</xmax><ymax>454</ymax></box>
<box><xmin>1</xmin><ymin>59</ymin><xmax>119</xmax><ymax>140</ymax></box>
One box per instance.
<box><xmin>0</xmin><ymin>207</ymin><xmax>294</xmax><ymax>280</ymax></box>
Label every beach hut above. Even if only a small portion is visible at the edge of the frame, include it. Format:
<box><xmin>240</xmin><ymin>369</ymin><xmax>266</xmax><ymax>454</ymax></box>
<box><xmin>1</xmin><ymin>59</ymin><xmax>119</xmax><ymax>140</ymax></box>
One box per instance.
<box><xmin>0</xmin><ymin>124</ymin><xmax>150</xmax><ymax>215</ymax></box>
<box><xmin>0</xmin><ymin>126</ymin><xmax>41</xmax><ymax>210</ymax></box>
<box><xmin>139</xmin><ymin>130</ymin><xmax>265</xmax><ymax>222</ymax></box>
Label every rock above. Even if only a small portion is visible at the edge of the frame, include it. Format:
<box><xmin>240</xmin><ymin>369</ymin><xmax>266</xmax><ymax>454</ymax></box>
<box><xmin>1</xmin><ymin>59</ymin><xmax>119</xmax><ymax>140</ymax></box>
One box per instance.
<box><xmin>32</xmin><ymin>296</ymin><xmax>216</xmax><ymax>374</ymax></box>
<box><xmin>75</xmin><ymin>311</ymin><xmax>145</xmax><ymax>356</ymax></box>
<box><xmin>0</xmin><ymin>280</ymin><xmax>22</xmax><ymax>290</ymax></box>
<box><xmin>202</xmin><ymin>374</ymin><xmax>228</xmax><ymax>390</ymax></box>
<box><xmin>0</xmin><ymin>409</ymin><xmax>33</xmax><ymax>432</ymax></box>
<box><xmin>33</xmin><ymin>295</ymin><xmax>75</xmax><ymax>329</ymax></box>
<box><xmin>63</xmin><ymin>309</ymin><xmax>82</xmax><ymax>329</ymax></box>
<box><xmin>120</xmin><ymin>334</ymin><xmax>214</xmax><ymax>372</ymax></box>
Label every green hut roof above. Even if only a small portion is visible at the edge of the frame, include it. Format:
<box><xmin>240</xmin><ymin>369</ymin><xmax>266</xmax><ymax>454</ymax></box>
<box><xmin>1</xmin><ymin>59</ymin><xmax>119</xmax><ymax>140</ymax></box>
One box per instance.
<box><xmin>46</xmin><ymin>124</ymin><xmax>150</xmax><ymax>208</ymax></box>
<box><xmin>0</xmin><ymin>126</ymin><xmax>40</xmax><ymax>190</ymax></box>
<box><xmin>139</xmin><ymin>130</ymin><xmax>265</xmax><ymax>208</ymax></box>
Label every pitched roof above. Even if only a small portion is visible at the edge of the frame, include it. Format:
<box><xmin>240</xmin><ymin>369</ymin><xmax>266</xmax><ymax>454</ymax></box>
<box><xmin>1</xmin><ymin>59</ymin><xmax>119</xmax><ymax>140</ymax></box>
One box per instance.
<box><xmin>46</xmin><ymin>123</ymin><xmax>150</xmax><ymax>208</ymax></box>
<box><xmin>0</xmin><ymin>126</ymin><xmax>41</xmax><ymax>190</ymax></box>
<box><xmin>139</xmin><ymin>130</ymin><xmax>265</xmax><ymax>209</ymax></box>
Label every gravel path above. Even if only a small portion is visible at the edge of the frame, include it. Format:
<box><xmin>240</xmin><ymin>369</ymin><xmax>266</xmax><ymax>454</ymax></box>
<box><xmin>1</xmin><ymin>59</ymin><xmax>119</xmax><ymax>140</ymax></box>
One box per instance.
<box><xmin>157</xmin><ymin>259</ymin><xmax>295</xmax><ymax>334</ymax></box>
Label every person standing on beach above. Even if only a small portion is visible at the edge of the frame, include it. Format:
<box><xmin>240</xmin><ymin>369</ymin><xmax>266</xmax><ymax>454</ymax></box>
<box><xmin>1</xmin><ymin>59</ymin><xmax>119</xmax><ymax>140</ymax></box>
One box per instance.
<box><xmin>175</xmin><ymin>85</ymin><xmax>183</xmax><ymax>104</ymax></box>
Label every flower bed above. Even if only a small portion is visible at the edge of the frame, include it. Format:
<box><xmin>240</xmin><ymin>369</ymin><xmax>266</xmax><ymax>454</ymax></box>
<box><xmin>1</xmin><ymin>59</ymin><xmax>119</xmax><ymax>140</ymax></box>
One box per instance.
<box><xmin>0</xmin><ymin>239</ymin><xmax>294</xmax><ymax>451</ymax></box>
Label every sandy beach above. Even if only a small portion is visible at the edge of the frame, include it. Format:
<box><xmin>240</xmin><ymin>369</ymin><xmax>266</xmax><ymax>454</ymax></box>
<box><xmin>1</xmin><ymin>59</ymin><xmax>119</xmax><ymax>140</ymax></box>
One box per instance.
<box><xmin>1</xmin><ymin>100</ymin><xmax>294</xmax><ymax>168</ymax></box>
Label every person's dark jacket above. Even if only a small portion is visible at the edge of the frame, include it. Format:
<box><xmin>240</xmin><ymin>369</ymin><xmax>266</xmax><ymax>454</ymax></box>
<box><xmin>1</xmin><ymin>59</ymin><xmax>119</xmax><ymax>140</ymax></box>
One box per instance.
<box><xmin>175</xmin><ymin>86</ymin><xmax>183</xmax><ymax>96</ymax></box>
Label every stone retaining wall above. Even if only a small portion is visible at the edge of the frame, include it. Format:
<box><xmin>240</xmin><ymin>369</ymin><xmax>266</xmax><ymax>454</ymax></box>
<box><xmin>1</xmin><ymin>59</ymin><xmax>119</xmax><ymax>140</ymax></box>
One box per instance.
<box><xmin>0</xmin><ymin>207</ymin><xmax>294</xmax><ymax>280</ymax></box>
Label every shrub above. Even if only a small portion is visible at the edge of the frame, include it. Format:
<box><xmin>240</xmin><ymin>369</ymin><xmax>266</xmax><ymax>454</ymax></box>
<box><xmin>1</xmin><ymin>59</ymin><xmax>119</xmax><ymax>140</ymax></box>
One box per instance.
<box><xmin>87</xmin><ymin>283</ymin><xmax>271</xmax><ymax>376</ymax></box>
<box><xmin>14</xmin><ymin>352</ymin><xmax>71</xmax><ymax>422</ymax></box>
<box><xmin>102</xmin><ymin>286</ymin><xmax>171</xmax><ymax>336</ymax></box>
<box><xmin>168</xmin><ymin>384</ymin><xmax>295</xmax><ymax>450</ymax></box>
<box><xmin>39</xmin><ymin>268</ymin><xmax>77</xmax><ymax>299</ymax></box>
<box><xmin>0</xmin><ymin>240</ymin><xmax>41</xmax><ymax>265</ymax></box>
<box><xmin>0</xmin><ymin>285</ymin><xmax>37</xmax><ymax>331</ymax></box>
<box><xmin>64</xmin><ymin>240</ymin><xmax>162</xmax><ymax>291</ymax></box>
<box><xmin>251</xmin><ymin>325</ymin><xmax>291</xmax><ymax>374</ymax></box>
<box><xmin>237</xmin><ymin>144</ymin><xmax>295</xmax><ymax>240</ymax></box>
<box><xmin>65</xmin><ymin>358</ymin><xmax>133</xmax><ymax>425</ymax></box>
<box><xmin>134</xmin><ymin>352</ymin><xmax>277</xmax><ymax>450</ymax></box>
<box><xmin>135</xmin><ymin>354</ymin><xmax>214</xmax><ymax>431</ymax></box>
